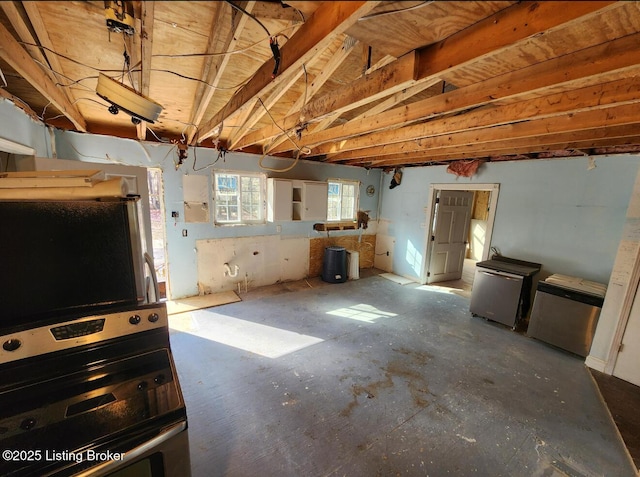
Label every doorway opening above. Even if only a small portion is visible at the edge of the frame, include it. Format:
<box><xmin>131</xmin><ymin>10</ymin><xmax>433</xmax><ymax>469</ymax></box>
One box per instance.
<box><xmin>147</xmin><ymin>168</ymin><xmax>168</xmax><ymax>299</ymax></box>
<box><xmin>422</xmin><ymin>183</ymin><xmax>499</xmax><ymax>294</ymax></box>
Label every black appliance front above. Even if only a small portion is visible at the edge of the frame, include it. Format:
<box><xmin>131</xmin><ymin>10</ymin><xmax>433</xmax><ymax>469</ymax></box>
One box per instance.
<box><xmin>0</xmin><ymin>198</ymin><xmax>146</xmax><ymax>329</ymax></box>
<box><xmin>0</xmin><ymin>307</ymin><xmax>190</xmax><ymax>477</ymax></box>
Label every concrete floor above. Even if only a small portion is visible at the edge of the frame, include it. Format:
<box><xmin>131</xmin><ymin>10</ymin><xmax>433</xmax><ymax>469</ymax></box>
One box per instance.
<box><xmin>168</xmin><ymin>272</ymin><xmax>636</xmax><ymax>477</ymax></box>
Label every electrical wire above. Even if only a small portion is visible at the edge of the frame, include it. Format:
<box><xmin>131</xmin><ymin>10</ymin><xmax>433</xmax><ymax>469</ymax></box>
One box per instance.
<box><xmin>121</xmin><ymin>35</ymin><xmax>138</xmax><ymax>92</ymax></box>
<box><xmin>256</xmin><ymin>97</ymin><xmax>312</xmax><ymax>173</ymax></box>
<box><xmin>224</xmin><ymin>0</ymin><xmax>271</xmax><ymax>37</ymax></box>
<box><xmin>18</xmin><ymin>41</ymin><xmax>258</xmax><ymax>92</ymax></box>
<box><xmin>151</xmin><ymin>23</ymin><xmax>300</xmax><ymax>59</ymax></box>
<box><xmin>223</xmin><ymin>0</ymin><xmax>283</xmax><ymax>77</ymax></box>
<box><xmin>193</xmin><ymin>147</ymin><xmax>224</xmax><ymax>172</ymax></box>
<box><xmin>358</xmin><ymin>1</ymin><xmax>434</xmax><ymax>21</ymax></box>
<box><xmin>0</xmin><ymin>66</ymin><xmax>7</xmax><ymax>88</ymax></box>
<box><xmin>146</xmin><ymin>126</ymin><xmax>171</xmax><ymax>143</ymax></box>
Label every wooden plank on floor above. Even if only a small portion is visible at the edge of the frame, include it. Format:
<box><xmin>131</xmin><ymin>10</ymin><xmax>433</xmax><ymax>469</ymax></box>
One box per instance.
<box><xmin>166</xmin><ymin>291</ymin><xmax>241</xmax><ymax>315</ymax></box>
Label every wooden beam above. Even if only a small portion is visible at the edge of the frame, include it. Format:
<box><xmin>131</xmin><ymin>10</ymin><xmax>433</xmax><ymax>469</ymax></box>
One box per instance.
<box><xmin>229</xmin><ymin>30</ymin><xmax>349</xmax><ymax>149</ymax></box>
<box><xmin>415</xmin><ymin>1</ymin><xmax>617</xmax><ymax>79</ymax></box>
<box><xmin>235</xmin><ymin>0</ymin><xmax>618</xmax><ymax>155</ymax></box>
<box><xmin>20</xmin><ymin>2</ymin><xmax>88</xmax><ymax>131</ymax></box>
<box><xmin>284</xmin><ymin>31</ymin><xmax>640</xmax><ymax>156</ymax></box>
<box><xmin>136</xmin><ymin>0</ymin><xmax>154</xmax><ymax>141</ymax></box>
<box><xmin>273</xmin><ymin>78</ymin><xmax>443</xmax><ymax>155</ymax></box>
<box><xmin>0</xmin><ymin>21</ymin><xmax>87</xmax><ymax>131</ymax></box>
<box><xmin>228</xmin><ymin>68</ymin><xmax>304</xmax><ymax>149</ymax></box>
<box><xmin>325</xmin><ymin>101</ymin><xmax>640</xmax><ymax>164</ymax></box>
<box><xmin>260</xmin><ymin>36</ymin><xmax>359</xmax><ymax>153</ymax></box>
<box><xmin>0</xmin><ymin>2</ymin><xmax>49</xmax><ymax>71</ymax></box>
<box><xmin>235</xmin><ymin>49</ymin><xmax>418</xmax><ymax>150</ymax></box>
<box><xmin>363</xmin><ymin>125</ymin><xmax>640</xmax><ymax>167</ymax></box>
<box><xmin>188</xmin><ymin>1</ymin><xmax>254</xmax><ymax>144</ymax></box>
<box><xmin>293</xmin><ymin>36</ymin><xmax>360</xmax><ymax>116</ymax></box>
<box><xmin>197</xmin><ymin>1</ymin><xmax>381</xmax><ymax>142</ymax></box>
<box><xmin>316</xmin><ymin>74</ymin><xmax>640</xmax><ymax>159</ymax></box>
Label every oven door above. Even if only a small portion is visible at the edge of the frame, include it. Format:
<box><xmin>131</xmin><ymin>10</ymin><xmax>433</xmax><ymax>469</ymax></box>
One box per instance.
<box><xmin>50</xmin><ymin>420</ymin><xmax>190</xmax><ymax>477</ymax></box>
<box><xmin>0</xmin><ymin>328</ymin><xmax>190</xmax><ymax>477</ymax></box>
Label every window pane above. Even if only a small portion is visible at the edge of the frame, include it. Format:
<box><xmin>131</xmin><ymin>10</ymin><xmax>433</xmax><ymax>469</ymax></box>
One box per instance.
<box><xmin>327</xmin><ymin>182</ymin><xmax>341</xmax><ymax>221</ymax></box>
<box><xmin>327</xmin><ymin>181</ymin><xmax>358</xmax><ymax>222</ymax></box>
<box><xmin>341</xmin><ymin>184</ymin><xmax>355</xmax><ymax>220</ymax></box>
<box><xmin>215</xmin><ymin>174</ymin><xmax>239</xmax><ymax>222</ymax></box>
<box><xmin>241</xmin><ymin>176</ymin><xmax>262</xmax><ymax>221</ymax></box>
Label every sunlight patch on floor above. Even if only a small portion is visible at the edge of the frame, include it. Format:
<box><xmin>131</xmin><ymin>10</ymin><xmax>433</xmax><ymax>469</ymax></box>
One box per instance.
<box><xmin>170</xmin><ymin>311</ymin><xmax>323</xmax><ymax>359</ymax></box>
<box><xmin>327</xmin><ymin>303</ymin><xmax>398</xmax><ymax>323</ymax></box>
<box><xmin>416</xmin><ymin>284</ymin><xmax>459</xmax><ymax>294</ymax></box>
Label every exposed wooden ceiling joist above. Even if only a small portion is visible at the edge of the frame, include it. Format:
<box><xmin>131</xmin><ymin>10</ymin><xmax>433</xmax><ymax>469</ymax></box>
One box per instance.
<box><xmin>187</xmin><ymin>1</ymin><xmax>253</xmax><ymax>145</ymax></box>
<box><xmin>296</xmin><ymin>30</ymin><xmax>640</xmax><ymax>159</ymax></box>
<box><xmin>2</xmin><ymin>1</ymin><xmax>640</xmax><ymax>169</ymax></box>
<box><xmin>362</xmin><ymin>124</ymin><xmax>640</xmax><ymax>167</ymax></box>
<box><xmin>330</xmin><ymin>101</ymin><xmax>640</xmax><ymax>166</ymax></box>
<box><xmin>197</xmin><ymin>1</ymin><xmax>381</xmax><ymax>143</ymax></box>
<box><xmin>244</xmin><ymin>0</ymin><xmax>620</xmax><ymax>157</ymax></box>
<box><xmin>0</xmin><ymin>20</ymin><xmax>86</xmax><ymax>131</ymax></box>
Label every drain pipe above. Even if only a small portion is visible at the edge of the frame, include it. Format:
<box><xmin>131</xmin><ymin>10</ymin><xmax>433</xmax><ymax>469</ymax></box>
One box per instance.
<box><xmin>224</xmin><ymin>263</ymin><xmax>240</xmax><ymax>278</ymax></box>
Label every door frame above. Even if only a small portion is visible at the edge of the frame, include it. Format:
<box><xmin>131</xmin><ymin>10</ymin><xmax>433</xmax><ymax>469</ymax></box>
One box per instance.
<box><xmin>421</xmin><ymin>183</ymin><xmax>500</xmax><ymax>284</ymax></box>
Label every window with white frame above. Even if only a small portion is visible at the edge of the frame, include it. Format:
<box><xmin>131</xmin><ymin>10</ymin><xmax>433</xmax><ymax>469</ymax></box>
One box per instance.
<box><xmin>213</xmin><ymin>171</ymin><xmax>266</xmax><ymax>224</ymax></box>
<box><xmin>327</xmin><ymin>179</ymin><xmax>359</xmax><ymax>221</ymax></box>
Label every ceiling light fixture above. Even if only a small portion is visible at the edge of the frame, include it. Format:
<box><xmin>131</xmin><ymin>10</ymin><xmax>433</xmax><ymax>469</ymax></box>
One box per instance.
<box><xmin>96</xmin><ymin>73</ymin><xmax>163</xmax><ymax>124</ymax></box>
<box><xmin>104</xmin><ymin>1</ymin><xmax>135</xmax><ymax>35</ymax></box>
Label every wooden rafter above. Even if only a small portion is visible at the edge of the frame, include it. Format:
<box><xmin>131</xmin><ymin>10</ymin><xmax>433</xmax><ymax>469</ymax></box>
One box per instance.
<box><xmin>135</xmin><ymin>1</ymin><xmax>154</xmax><ymax>141</ymax></box>
<box><xmin>294</xmin><ymin>29</ymin><xmax>640</xmax><ymax>158</ymax></box>
<box><xmin>0</xmin><ymin>2</ymin><xmax>50</xmax><ymax>75</ymax></box>
<box><xmin>315</xmin><ymin>74</ymin><xmax>640</xmax><ymax>159</ymax></box>
<box><xmin>227</xmin><ymin>60</ymin><xmax>306</xmax><ymax>149</ymax></box>
<box><xmin>241</xmin><ymin>0</ymin><xmax>618</xmax><ymax>156</ymax></box>
<box><xmin>187</xmin><ymin>1</ymin><xmax>253</xmax><ymax>145</ymax></box>
<box><xmin>326</xmin><ymin>100</ymin><xmax>640</xmax><ymax>165</ymax></box>
<box><xmin>362</xmin><ymin>124</ymin><xmax>640</xmax><ymax>167</ymax></box>
<box><xmin>259</xmin><ymin>35</ymin><xmax>359</xmax><ymax>153</ymax></box>
<box><xmin>414</xmin><ymin>1</ymin><xmax>616</xmax><ymax>80</ymax></box>
<box><xmin>0</xmin><ymin>20</ymin><xmax>87</xmax><ymax>131</ymax></box>
<box><xmin>197</xmin><ymin>1</ymin><xmax>381</xmax><ymax>143</ymax></box>
<box><xmin>235</xmin><ymin>49</ymin><xmax>418</xmax><ymax>150</ymax></box>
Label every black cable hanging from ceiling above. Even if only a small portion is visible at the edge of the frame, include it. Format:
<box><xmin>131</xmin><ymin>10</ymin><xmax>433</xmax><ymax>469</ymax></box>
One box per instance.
<box><xmin>224</xmin><ymin>0</ymin><xmax>281</xmax><ymax>77</ymax></box>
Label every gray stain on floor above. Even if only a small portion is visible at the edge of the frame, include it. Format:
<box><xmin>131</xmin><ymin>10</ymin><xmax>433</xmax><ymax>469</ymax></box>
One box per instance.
<box><xmin>169</xmin><ymin>275</ymin><xmax>636</xmax><ymax>477</ymax></box>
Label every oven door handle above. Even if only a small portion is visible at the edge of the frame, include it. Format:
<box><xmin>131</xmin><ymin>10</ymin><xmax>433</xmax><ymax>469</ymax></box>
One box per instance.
<box><xmin>73</xmin><ymin>420</ymin><xmax>187</xmax><ymax>477</ymax></box>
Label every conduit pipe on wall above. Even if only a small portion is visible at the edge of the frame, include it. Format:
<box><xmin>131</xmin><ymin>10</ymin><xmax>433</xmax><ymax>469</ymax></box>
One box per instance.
<box><xmin>224</xmin><ymin>263</ymin><xmax>240</xmax><ymax>278</ymax></box>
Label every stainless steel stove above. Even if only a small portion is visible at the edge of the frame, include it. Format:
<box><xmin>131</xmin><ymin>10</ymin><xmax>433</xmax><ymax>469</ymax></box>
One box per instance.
<box><xmin>0</xmin><ymin>304</ymin><xmax>190</xmax><ymax>477</ymax></box>
<box><xmin>0</xmin><ymin>198</ymin><xmax>190</xmax><ymax>476</ymax></box>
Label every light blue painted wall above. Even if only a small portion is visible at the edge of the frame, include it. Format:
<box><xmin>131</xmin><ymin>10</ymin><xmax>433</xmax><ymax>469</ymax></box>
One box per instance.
<box><xmin>0</xmin><ymin>100</ymin><xmax>50</xmax><ymax>157</ymax></box>
<box><xmin>0</xmin><ymin>99</ymin><xmax>381</xmax><ymax>298</ymax></box>
<box><xmin>379</xmin><ymin>157</ymin><xmax>640</xmax><ymax>284</ymax></box>
<box><xmin>49</xmin><ymin>130</ymin><xmax>381</xmax><ymax>299</ymax></box>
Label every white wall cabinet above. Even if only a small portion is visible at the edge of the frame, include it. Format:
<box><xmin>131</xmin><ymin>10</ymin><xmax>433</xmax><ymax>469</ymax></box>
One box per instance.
<box><xmin>267</xmin><ymin>178</ymin><xmax>328</xmax><ymax>222</ymax></box>
<box><xmin>293</xmin><ymin>180</ymin><xmax>328</xmax><ymax>221</ymax></box>
<box><xmin>267</xmin><ymin>178</ymin><xmax>293</xmax><ymax>222</ymax></box>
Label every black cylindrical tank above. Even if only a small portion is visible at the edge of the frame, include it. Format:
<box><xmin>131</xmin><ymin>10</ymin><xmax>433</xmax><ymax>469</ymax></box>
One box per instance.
<box><xmin>322</xmin><ymin>246</ymin><xmax>347</xmax><ymax>283</ymax></box>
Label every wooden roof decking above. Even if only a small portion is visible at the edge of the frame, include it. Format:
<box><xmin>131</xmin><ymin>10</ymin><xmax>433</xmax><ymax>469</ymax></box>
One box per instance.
<box><xmin>2</xmin><ymin>1</ymin><xmax>640</xmax><ymax>168</ymax></box>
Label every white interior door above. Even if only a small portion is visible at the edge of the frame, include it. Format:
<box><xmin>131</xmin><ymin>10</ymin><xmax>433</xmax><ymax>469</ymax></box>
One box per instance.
<box><xmin>613</xmin><ymin>285</ymin><xmax>640</xmax><ymax>386</ymax></box>
<box><xmin>427</xmin><ymin>190</ymin><xmax>473</xmax><ymax>284</ymax></box>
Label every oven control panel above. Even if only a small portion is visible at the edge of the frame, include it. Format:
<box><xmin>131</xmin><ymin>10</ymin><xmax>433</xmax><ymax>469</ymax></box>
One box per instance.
<box><xmin>0</xmin><ymin>304</ymin><xmax>168</xmax><ymax>365</ymax></box>
<box><xmin>50</xmin><ymin>318</ymin><xmax>106</xmax><ymax>340</ymax></box>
